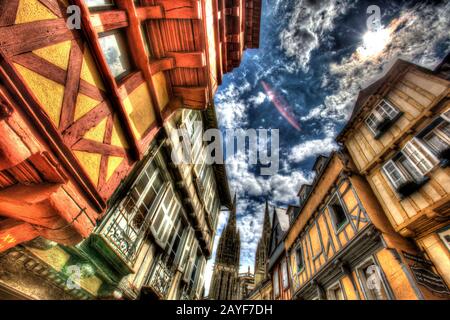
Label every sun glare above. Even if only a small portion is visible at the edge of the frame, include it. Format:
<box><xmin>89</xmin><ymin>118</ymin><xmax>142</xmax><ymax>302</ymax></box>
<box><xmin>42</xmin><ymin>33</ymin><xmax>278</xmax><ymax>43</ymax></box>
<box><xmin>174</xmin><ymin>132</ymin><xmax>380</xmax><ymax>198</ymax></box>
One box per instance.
<box><xmin>357</xmin><ymin>28</ymin><xmax>391</xmax><ymax>59</ymax></box>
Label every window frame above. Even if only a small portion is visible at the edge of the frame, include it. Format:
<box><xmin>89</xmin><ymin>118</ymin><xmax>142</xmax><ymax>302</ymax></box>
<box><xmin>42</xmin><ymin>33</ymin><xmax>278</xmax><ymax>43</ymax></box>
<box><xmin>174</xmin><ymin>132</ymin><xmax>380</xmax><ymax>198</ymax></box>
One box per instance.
<box><xmin>327</xmin><ymin>280</ymin><xmax>345</xmax><ymax>300</ymax></box>
<box><xmin>438</xmin><ymin>226</ymin><xmax>450</xmax><ymax>252</ymax></box>
<box><xmin>273</xmin><ymin>268</ymin><xmax>280</xmax><ymax>298</ymax></box>
<box><xmin>365</xmin><ymin>99</ymin><xmax>400</xmax><ymax>136</ymax></box>
<box><xmin>327</xmin><ymin>192</ymin><xmax>350</xmax><ymax>233</ymax></box>
<box><xmin>98</xmin><ymin>29</ymin><xmax>134</xmax><ymax>81</ymax></box>
<box><xmin>355</xmin><ymin>256</ymin><xmax>392</xmax><ymax>300</ymax></box>
<box><xmin>295</xmin><ymin>245</ymin><xmax>305</xmax><ymax>273</ymax></box>
<box><xmin>85</xmin><ymin>0</ymin><xmax>116</xmax><ymax>11</ymax></box>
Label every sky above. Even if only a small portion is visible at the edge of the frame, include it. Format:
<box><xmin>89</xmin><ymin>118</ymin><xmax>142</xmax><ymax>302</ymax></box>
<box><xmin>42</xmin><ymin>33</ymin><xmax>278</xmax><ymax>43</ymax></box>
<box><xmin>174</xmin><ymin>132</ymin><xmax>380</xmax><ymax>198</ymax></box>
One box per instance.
<box><xmin>204</xmin><ymin>0</ymin><xmax>450</xmax><ymax>295</ymax></box>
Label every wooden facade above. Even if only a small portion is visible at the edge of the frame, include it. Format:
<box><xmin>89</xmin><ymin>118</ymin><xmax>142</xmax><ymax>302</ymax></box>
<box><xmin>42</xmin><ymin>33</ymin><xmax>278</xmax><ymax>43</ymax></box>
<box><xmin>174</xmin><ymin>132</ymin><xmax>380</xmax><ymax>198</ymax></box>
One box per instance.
<box><xmin>0</xmin><ymin>0</ymin><xmax>260</xmax><ymax>252</ymax></box>
<box><xmin>338</xmin><ymin>57</ymin><xmax>450</xmax><ymax>293</ymax></box>
<box><xmin>285</xmin><ymin>152</ymin><xmax>448</xmax><ymax>300</ymax></box>
<box><xmin>0</xmin><ymin>0</ymin><xmax>261</xmax><ymax>300</ymax></box>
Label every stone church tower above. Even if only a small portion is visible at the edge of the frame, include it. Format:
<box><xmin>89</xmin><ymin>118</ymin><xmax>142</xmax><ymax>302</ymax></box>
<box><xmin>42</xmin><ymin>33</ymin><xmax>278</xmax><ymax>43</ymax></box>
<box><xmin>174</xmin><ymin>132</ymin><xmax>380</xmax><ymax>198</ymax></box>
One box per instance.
<box><xmin>254</xmin><ymin>200</ymin><xmax>272</xmax><ymax>285</ymax></box>
<box><xmin>209</xmin><ymin>196</ymin><xmax>240</xmax><ymax>300</ymax></box>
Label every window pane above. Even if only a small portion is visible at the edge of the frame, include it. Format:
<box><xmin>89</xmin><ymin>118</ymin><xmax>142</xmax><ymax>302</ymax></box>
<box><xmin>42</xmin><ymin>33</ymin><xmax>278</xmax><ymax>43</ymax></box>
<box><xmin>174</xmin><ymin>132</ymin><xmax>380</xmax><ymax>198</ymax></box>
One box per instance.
<box><xmin>86</xmin><ymin>0</ymin><xmax>114</xmax><ymax>8</ymax></box>
<box><xmin>360</xmin><ymin>264</ymin><xmax>388</xmax><ymax>300</ymax></box>
<box><xmin>140</xmin><ymin>23</ymin><xmax>151</xmax><ymax>57</ymax></box>
<box><xmin>99</xmin><ymin>31</ymin><xmax>132</xmax><ymax>79</ymax></box>
<box><xmin>383</xmin><ymin>161</ymin><xmax>406</xmax><ymax>188</ymax></box>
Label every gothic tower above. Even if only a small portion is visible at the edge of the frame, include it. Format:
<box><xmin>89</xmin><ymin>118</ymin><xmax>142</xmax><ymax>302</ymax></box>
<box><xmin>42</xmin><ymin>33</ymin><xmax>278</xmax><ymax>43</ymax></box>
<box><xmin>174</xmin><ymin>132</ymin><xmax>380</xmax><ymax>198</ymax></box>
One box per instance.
<box><xmin>209</xmin><ymin>196</ymin><xmax>241</xmax><ymax>300</ymax></box>
<box><xmin>254</xmin><ymin>200</ymin><xmax>272</xmax><ymax>285</ymax></box>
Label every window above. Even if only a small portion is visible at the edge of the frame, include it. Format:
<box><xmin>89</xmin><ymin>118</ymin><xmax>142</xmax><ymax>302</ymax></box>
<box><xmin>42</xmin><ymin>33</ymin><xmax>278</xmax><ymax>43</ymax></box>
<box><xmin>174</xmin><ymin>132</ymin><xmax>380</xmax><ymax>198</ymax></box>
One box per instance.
<box><xmin>382</xmin><ymin>138</ymin><xmax>439</xmax><ymax>197</ymax></box>
<box><xmin>103</xmin><ymin>157</ymin><xmax>166</xmax><ymax>263</ymax></box>
<box><xmin>98</xmin><ymin>30</ymin><xmax>133</xmax><ymax>80</ymax></box>
<box><xmin>438</xmin><ymin>227</ymin><xmax>450</xmax><ymax>252</ymax></box>
<box><xmin>328</xmin><ymin>193</ymin><xmax>348</xmax><ymax>231</ymax></box>
<box><xmin>281</xmin><ymin>259</ymin><xmax>289</xmax><ymax>289</ymax></box>
<box><xmin>365</xmin><ymin>99</ymin><xmax>400</xmax><ymax>136</ymax></box>
<box><xmin>327</xmin><ymin>282</ymin><xmax>345</xmax><ymax>300</ymax></box>
<box><xmin>422</xmin><ymin>119</ymin><xmax>450</xmax><ymax>160</ymax></box>
<box><xmin>150</xmin><ymin>186</ymin><xmax>183</xmax><ymax>248</ymax></box>
<box><xmin>295</xmin><ymin>246</ymin><xmax>304</xmax><ymax>272</ymax></box>
<box><xmin>357</xmin><ymin>259</ymin><xmax>389</xmax><ymax>300</ymax></box>
<box><xmin>161</xmin><ymin>216</ymin><xmax>186</xmax><ymax>269</ymax></box>
<box><xmin>273</xmin><ymin>269</ymin><xmax>280</xmax><ymax>298</ymax></box>
<box><xmin>85</xmin><ymin>0</ymin><xmax>114</xmax><ymax>9</ymax></box>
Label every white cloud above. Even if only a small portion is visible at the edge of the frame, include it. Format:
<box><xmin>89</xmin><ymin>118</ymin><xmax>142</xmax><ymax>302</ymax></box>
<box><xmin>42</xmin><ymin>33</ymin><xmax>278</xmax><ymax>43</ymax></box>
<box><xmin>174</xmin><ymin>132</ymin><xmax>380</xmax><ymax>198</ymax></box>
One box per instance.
<box><xmin>279</xmin><ymin>0</ymin><xmax>353</xmax><ymax>72</ymax></box>
<box><xmin>248</xmin><ymin>92</ymin><xmax>268</xmax><ymax>106</ymax></box>
<box><xmin>309</xmin><ymin>1</ymin><xmax>450</xmax><ymax>122</ymax></box>
<box><xmin>216</xmin><ymin>82</ymin><xmax>252</xmax><ymax>129</ymax></box>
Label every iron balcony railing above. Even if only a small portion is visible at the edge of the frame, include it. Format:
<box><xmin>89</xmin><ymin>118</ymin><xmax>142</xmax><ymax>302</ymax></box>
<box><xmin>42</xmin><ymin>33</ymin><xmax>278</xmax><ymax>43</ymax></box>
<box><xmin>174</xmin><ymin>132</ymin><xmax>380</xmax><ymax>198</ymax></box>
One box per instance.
<box><xmin>104</xmin><ymin>199</ymin><xmax>154</xmax><ymax>264</ymax></box>
<box><xmin>146</xmin><ymin>258</ymin><xmax>173</xmax><ymax>299</ymax></box>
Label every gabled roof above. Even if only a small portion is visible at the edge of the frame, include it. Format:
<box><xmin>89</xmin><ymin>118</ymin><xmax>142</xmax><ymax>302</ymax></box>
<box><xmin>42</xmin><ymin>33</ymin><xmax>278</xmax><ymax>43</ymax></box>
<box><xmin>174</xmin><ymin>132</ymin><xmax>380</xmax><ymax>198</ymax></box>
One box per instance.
<box><xmin>336</xmin><ymin>57</ymin><xmax>443</xmax><ymax>142</ymax></box>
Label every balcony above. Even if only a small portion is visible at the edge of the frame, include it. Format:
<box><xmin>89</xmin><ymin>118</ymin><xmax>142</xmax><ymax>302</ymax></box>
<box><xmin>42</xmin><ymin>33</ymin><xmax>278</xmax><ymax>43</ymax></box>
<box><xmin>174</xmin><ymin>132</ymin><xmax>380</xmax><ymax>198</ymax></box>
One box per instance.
<box><xmin>144</xmin><ymin>259</ymin><xmax>173</xmax><ymax>299</ymax></box>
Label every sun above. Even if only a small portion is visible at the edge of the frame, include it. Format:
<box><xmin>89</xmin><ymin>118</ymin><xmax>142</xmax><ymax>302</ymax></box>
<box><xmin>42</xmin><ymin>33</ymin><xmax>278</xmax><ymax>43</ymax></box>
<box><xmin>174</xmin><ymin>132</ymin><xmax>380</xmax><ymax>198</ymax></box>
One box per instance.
<box><xmin>357</xmin><ymin>28</ymin><xmax>392</xmax><ymax>59</ymax></box>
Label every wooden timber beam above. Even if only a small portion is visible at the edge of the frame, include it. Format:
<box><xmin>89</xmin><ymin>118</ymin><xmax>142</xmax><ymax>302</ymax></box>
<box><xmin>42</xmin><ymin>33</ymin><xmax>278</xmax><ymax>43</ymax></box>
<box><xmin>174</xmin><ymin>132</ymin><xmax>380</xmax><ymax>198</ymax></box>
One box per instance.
<box><xmin>147</xmin><ymin>0</ymin><xmax>202</xmax><ymax>20</ymax></box>
<box><xmin>0</xmin><ymin>219</ymin><xmax>39</xmax><ymax>253</ymax></box>
<box><xmin>71</xmin><ymin>0</ymin><xmax>141</xmax><ymax>160</ymax></box>
<box><xmin>149</xmin><ymin>58</ymin><xmax>175</xmax><ymax>75</ymax></box>
<box><xmin>136</xmin><ymin>6</ymin><xmax>164</xmax><ymax>20</ymax></box>
<box><xmin>172</xmin><ymin>87</ymin><xmax>208</xmax><ymax>110</ymax></box>
<box><xmin>0</xmin><ymin>183</ymin><xmax>97</xmax><ymax>245</ymax></box>
<box><xmin>166</xmin><ymin>51</ymin><xmax>206</xmax><ymax>68</ymax></box>
<box><xmin>115</xmin><ymin>0</ymin><xmax>165</xmax><ymax>148</ymax></box>
<box><xmin>90</xmin><ymin>10</ymin><xmax>128</xmax><ymax>33</ymax></box>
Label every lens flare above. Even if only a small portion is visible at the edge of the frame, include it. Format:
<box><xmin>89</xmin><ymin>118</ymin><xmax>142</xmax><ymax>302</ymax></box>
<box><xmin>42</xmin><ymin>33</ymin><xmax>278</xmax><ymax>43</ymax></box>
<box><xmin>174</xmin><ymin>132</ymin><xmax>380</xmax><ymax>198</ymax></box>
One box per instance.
<box><xmin>261</xmin><ymin>81</ymin><xmax>301</xmax><ymax>131</ymax></box>
<box><xmin>357</xmin><ymin>27</ymin><xmax>392</xmax><ymax>59</ymax></box>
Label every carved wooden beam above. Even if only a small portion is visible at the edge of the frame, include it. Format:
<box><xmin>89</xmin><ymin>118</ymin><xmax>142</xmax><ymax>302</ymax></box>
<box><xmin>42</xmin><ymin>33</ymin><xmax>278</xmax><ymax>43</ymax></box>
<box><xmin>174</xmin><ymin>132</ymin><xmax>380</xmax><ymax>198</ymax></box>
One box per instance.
<box><xmin>0</xmin><ymin>219</ymin><xmax>39</xmax><ymax>253</ymax></box>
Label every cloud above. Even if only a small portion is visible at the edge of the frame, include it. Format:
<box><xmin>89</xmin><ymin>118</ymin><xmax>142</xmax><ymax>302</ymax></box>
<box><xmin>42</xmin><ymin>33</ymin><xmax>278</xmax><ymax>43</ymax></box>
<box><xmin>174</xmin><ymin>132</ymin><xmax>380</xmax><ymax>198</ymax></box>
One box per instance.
<box><xmin>279</xmin><ymin>0</ymin><xmax>353</xmax><ymax>72</ymax></box>
<box><xmin>215</xmin><ymin>81</ymin><xmax>252</xmax><ymax>129</ymax></box>
<box><xmin>248</xmin><ymin>92</ymin><xmax>268</xmax><ymax>106</ymax></box>
<box><xmin>309</xmin><ymin>1</ymin><xmax>450</xmax><ymax>122</ymax></box>
<box><xmin>287</xmin><ymin>121</ymin><xmax>339</xmax><ymax>163</ymax></box>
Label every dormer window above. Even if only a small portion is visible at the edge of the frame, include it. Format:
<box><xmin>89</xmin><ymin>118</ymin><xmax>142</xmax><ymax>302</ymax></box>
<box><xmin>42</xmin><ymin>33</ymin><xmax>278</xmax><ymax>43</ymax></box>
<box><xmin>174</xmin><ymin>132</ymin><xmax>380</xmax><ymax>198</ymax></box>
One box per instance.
<box><xmin>382</xmin><ymin>138</ymin><xmax>438</xmax><ymax>198</ymax></box>
<box><xmin>365</xmin><ymin>99</ymin><xmax>401</xmax><ymax>138</ymax></box>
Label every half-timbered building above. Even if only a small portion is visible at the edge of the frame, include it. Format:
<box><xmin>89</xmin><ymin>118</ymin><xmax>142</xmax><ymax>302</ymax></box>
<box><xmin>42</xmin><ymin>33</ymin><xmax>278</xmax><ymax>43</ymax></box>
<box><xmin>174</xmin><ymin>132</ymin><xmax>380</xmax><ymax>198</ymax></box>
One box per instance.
<box><xmin>0</xmin><ymin>0</ymin><xmax>261</xmax><ymax>299</ymax></box>
<box><xmin>285</xmin><ymin>151</ymin><xmax>448</xmax><ymax>300</ymax></box>
<box><xmin>337</xmin><ymin>56</ymin><xmax>450</xmax><ymax>298</ymax></box>
<box><xmin>268</xmin><ymin>206</ymin><xmax>291</xmax><ymax>300</ymax></box>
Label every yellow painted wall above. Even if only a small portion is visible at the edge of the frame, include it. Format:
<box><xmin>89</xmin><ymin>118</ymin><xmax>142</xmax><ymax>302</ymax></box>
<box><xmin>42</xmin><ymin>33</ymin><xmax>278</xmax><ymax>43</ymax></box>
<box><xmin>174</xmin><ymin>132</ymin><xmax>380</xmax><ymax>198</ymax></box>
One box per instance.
<box><xmin>15</xmin><ymin>0</ymin><xmax>57</xmax><ymax>24</ymax></box>
<box><xmin>376</xmin><ymin>248</ymin><xmax>419</xmax><ymax>300</ymax></box>
<box><xmin>122</xmin><ymin>83</ymin><xmax>156</xmax><ymax>139</ymax></box>
<box><xmin>152</xmin><ymin>72</ymin><xmax>169</xmax><ymax>111</ymax></box>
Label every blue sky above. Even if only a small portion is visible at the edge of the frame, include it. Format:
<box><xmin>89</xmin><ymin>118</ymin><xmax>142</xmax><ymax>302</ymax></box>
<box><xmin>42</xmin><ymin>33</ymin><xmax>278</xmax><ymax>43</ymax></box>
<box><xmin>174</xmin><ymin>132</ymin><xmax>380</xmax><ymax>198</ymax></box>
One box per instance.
<box><xmin>204</xmin><ymin>0</ymin><xmax>450</xmax><ymax>294</ymax></box>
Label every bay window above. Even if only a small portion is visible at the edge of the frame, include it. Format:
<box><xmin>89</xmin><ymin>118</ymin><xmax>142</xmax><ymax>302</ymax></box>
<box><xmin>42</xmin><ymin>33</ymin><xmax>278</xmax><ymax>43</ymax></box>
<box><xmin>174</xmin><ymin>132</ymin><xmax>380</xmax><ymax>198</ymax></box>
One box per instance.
<box><xmin>421</xmin><ymin>118</ymin><xmax>450</xmax><ymax>165</ymax></box>
<box><xmin>102</xmin><ymin>158</ymin><xmax>166</xmax><ymax>263</ymax></box>
<box><xmin>365</xmin><ymin>99</ymin><xmax>401</xmax><ymax>137</ymax></box>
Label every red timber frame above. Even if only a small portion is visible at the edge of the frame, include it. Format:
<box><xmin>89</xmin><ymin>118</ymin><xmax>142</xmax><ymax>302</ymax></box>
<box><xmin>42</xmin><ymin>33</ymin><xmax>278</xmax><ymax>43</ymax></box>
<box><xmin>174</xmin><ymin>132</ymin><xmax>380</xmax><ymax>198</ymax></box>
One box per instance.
<box><xmin>0</xmin><ymin>0</ymin><xmax>261</xmax><ymax>252</ymax></box>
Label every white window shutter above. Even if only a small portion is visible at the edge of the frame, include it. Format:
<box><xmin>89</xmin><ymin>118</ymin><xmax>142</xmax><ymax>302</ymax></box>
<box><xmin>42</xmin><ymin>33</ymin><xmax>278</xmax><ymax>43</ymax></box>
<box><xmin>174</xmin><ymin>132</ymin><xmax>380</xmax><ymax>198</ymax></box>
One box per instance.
<box><xmin>179</xmin><ymin>227</ymin><xmax>194</xmax><ymax>272</ymax></box>
<box><xmin>183</xmin><ymin>241</ymin><xmax>198</xmax><ymax>283</ymax></box>
<box><xmin>195</xmin><ymin>257</ymin><xmax>206</xmax><ymax>298</ymax></box>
